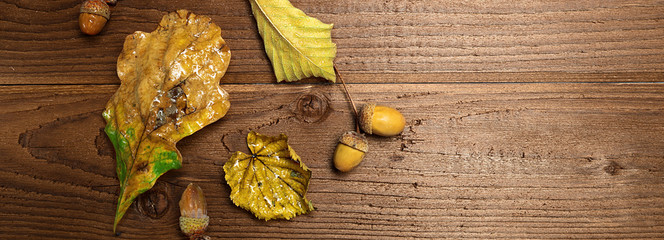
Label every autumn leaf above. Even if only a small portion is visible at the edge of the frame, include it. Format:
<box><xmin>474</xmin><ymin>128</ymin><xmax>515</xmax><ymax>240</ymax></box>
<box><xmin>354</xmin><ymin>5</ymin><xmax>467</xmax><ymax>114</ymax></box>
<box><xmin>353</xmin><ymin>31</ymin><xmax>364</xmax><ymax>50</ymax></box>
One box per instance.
<box><xmin>103</xmin><ymin>10</ymin><xmax>231</xmax><ymax>232</ymax></box>
<box><xmin>250</xmin><ymin>0</ymin><xmax>337</xmax><ymax>82</ymax></box>
<box><xmin>224</xmin><ymin>131</ymin><xmax>314</xmax><ymax>220</ymax></box>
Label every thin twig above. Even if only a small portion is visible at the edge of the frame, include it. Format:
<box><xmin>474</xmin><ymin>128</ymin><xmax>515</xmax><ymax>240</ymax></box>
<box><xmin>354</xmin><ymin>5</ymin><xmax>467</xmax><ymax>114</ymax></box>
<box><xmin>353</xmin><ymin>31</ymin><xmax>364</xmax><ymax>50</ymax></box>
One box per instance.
<box><xmin>334</xmin><ymin>65</ymin><xmax>360</xmax><ymax>133</ymax></box>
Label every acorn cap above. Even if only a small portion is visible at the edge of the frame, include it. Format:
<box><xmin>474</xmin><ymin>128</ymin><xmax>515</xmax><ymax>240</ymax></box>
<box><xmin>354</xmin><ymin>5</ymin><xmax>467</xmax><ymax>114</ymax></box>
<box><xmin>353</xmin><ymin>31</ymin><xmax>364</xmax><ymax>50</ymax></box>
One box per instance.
<box><xmin>179</xmin><ymin>215</ymin><xmax>210</xmax><ymax>237</ymax></box>
<box><xmin>80</xmin><ymin>0</ymin><xmax>110</xmax><ymax>19</ymax></box>
<box><xmin>339</xmin><ymin>131</ymin><xmax>368</xmax><ymax>153</ymax></box>
<box><xmin>359</xmin><ymin>103</ymin><xmax>376</xmax><ymax>134</ymax></box>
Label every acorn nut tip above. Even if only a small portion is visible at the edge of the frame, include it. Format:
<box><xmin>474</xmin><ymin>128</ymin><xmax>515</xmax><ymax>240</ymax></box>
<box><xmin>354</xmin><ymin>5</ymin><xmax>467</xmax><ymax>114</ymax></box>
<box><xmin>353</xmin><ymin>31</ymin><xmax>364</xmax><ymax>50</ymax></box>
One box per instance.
<box><xmin>79</xmin><ymin>0</ymin><xmax>110</xmax><ymax>35</ymax></box>
<box><xmin>359</xmin><ymin>103</ymin><xmax>405</xmax><ymax>137</ymax></box>
<box><xmin>333</xmin><ymin>131</ymin><xmax>368</xmax><ymax>172</ymax></box>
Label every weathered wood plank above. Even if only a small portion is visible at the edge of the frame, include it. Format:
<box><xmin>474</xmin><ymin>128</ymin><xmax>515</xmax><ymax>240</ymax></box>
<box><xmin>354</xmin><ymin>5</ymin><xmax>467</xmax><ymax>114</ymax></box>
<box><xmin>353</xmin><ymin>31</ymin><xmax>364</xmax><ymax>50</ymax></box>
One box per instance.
<box><xmin>1</xmin><ymin>83</ymin><xmax>663</xmax><ymax>239</ymax></box>
<box><xmin>1</xmin><ymin>0</ymin><xmax>663</xmax><ymax>239</ymax></box>
<box><xmin>1</xmin><ymin>0</ymin><xmax>663</xmax><ymax>84</ymax></box>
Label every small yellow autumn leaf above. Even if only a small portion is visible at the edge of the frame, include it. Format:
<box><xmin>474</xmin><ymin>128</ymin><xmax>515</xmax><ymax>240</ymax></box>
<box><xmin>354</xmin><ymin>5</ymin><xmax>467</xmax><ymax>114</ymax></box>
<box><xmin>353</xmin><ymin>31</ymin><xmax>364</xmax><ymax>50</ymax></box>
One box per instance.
<box><xmin>250</xmin><ymin>0</ymin><xmax>337</xmax><ymax>82</ymax></box>
<box><xmin>224</xmin><ymin>131</ymin><xmax>314</xmax><ymax>220</ymax></box>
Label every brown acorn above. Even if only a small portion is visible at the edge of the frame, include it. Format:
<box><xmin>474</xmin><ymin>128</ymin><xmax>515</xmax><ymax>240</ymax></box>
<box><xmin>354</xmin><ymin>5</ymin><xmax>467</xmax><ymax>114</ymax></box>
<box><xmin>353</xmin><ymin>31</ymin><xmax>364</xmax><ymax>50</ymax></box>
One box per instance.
<box><xmin>333</xmin><ymin>131</ymin><xmax>369</xmax><ymax>172</ymax></box>
<box><xmin>179</xmin><ymin>183</ymin><xmax>210</xmax><ymax>240</ymax></box>
<box><xmin>79</xmin><ymin>0</ymin><xmax>110</xmax><ymax>35</ymax></box>
<box><xmin>359</xmin><ymin>103</ymin><xmax>406</xmax><ymax>137</ymax></box>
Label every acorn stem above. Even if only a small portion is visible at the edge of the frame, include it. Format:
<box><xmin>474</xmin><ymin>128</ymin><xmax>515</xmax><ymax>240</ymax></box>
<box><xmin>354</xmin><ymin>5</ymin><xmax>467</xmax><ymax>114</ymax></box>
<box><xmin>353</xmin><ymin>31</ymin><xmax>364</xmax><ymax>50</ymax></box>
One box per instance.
<box><xmin>334</xmin><ymin>65</ymin><xmax>360</xmax><ymax>133</ymax></box>
<box><xmin>190</xmin><ymin>234</ymin><xmax>211</xmax><ymax>240</ymax></box>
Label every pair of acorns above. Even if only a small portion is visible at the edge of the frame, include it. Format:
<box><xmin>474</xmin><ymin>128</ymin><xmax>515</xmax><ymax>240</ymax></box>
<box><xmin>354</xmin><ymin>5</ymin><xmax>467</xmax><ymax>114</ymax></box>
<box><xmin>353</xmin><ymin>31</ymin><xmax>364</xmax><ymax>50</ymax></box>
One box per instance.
<box><xmin>79</xmin><ymin>0</ymin><xmax>116</xmax><ymax>35</ymax></box>
<box><xmin>333</xmin><ymin>103</ymin><xmax>406</xmax><ymax>172</ymax></box>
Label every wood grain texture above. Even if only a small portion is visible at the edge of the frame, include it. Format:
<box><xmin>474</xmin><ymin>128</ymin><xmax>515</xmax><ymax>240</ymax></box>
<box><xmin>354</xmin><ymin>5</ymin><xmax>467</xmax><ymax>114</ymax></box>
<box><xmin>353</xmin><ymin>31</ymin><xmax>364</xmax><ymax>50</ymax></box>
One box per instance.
<box><xmin>1</xmin><ymin>0</ymin><xmax>664</xmax><ymax>239</ymax></box>
<box><xmin>0</xmin><ymin>0</ymin><xmax>663</xmax><ymax>84</ymax></box>
<box><xmin>2</xmin><ymin>83</ymin><xmax>664</xmax><ymax>239</ymax></box>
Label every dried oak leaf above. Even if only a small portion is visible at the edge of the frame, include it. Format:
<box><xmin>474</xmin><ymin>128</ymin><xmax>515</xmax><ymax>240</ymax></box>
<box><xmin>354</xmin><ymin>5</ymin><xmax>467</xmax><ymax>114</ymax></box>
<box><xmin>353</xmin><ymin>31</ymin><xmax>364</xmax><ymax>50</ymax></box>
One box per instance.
<box><xmin>224</xmin><ymin>131</ymin><xmax>314</xmax><ymax>220</ymax></box>
<box><xmin>103</xmin><ymin>10</ymin><xmax>231</xmax><ymax>232</ymax></box>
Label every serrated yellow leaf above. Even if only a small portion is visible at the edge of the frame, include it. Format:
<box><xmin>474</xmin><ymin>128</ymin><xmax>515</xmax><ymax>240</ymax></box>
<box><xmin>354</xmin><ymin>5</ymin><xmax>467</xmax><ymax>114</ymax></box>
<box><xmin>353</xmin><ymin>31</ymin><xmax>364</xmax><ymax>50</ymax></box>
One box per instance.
<box><xmin>250</xmin><ymin>0</ymin><xmax>337</xmax><ymax>82</ymax></box>
<box><xmin>224</xmin><ymin>131</ymin><xmax>314</xmax><ymax>220</ymax></box>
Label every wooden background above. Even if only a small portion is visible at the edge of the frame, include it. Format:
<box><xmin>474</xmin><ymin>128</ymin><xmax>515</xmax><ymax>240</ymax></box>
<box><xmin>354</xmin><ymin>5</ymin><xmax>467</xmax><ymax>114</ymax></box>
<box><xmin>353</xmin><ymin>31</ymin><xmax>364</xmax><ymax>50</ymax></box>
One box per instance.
<box><xmin>1</xmin><ymin>0</ymin><xmax>663</xmax><ymax>239</ymax></box>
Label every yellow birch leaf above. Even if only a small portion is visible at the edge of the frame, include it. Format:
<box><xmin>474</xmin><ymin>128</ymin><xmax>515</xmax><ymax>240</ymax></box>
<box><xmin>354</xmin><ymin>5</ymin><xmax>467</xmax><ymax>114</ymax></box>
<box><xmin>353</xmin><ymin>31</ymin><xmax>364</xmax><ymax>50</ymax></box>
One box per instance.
<box><xmin>249</xmin><ymin>0</ymin><xmax>337</xmax><ymax>82</ymax></box>
<box><xmin>224</xmin><ymin>131</ymin><xmax>314</xmax><ymax>220</ymax></box>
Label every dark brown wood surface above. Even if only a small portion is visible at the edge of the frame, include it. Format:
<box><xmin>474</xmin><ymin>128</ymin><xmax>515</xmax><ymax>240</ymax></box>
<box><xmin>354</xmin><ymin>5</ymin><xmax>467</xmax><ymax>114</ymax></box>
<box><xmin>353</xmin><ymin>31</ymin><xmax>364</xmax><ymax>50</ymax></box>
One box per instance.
<box><xmin>1</xmin><ymin>0</ymin><xmax>663</xmax><ymax>239</ymax></box>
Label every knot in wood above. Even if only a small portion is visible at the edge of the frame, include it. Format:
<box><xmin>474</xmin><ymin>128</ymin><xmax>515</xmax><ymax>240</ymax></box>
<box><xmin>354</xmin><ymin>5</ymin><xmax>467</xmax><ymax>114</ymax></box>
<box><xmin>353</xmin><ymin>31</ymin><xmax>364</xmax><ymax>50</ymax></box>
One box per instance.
<box><xmin>293</xmin><ymin>92</ymin><xmax>331</xmax><ymax>123</ymax></box>
<box><xmin>136</xmin><ymin>182</ymin><xmax>170</xmax><ymax>219</ymax></box>
<box><xmin>603</xmin><ymin>161</ymin><xmax>622</xmax><ymax>175</ymax></box>
<box><xmin>95</xmin><ymin>127</ymin><xmax>114</xmax><ymax>158</ymax></box>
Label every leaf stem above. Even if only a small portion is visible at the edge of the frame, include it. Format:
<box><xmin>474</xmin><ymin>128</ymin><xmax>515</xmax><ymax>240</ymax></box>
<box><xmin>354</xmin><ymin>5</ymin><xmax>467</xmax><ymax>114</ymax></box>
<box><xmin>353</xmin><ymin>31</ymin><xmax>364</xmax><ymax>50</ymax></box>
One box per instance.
<box><xmin>334</xmin><ymin>65</ymin><xmax>360</xmax><ymax>133</ymax></box>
